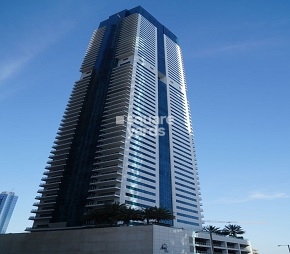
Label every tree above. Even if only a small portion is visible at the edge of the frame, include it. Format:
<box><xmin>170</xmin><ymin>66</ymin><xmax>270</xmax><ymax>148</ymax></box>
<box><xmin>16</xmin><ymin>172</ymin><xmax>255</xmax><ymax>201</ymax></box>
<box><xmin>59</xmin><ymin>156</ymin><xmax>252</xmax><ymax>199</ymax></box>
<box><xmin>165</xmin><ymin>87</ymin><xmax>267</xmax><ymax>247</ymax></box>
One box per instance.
<box><xmin>222</xmin><ymin>224</ymin><xmax>245</xmax><ymax>238</ymax></box>
<box><xmin>141</xmin><ymin>207</ymin><xmax>155</xmax><ymax>225</ymax></box>
<box><xmin>203</xmin><ymin>225</ymin><xmax>222</xmax><ymax>234</ymax></box>
<box><xmin>84</xmin><ymin>202</ymin><xmax>127</xmax><ymax>226</ymax></box>
<box><xmin>151</xmin><ymin>206</ymin><xmax>175</xmax><ymax>224</ymax></box>
<box><xmin>119</xmin><ymin>206</ymin><xmax>143</xmax><ymax>226</ymax></box>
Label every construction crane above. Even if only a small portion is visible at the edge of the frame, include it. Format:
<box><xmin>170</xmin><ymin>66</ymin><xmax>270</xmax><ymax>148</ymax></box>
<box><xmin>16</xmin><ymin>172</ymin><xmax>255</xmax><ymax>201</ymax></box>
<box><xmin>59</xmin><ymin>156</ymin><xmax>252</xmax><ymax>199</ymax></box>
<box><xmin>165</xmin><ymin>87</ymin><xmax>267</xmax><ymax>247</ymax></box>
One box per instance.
<box><xmin>203</xmin><ymin>220</ymin><xmax>265</xmax><ymax>225</ymax></box>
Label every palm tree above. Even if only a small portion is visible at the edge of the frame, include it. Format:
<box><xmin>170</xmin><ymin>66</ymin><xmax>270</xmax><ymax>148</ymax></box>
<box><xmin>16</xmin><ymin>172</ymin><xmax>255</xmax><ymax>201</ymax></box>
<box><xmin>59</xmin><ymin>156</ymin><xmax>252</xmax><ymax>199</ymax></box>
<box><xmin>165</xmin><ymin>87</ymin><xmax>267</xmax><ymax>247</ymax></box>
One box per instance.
<box><xmin>141</xmin><ymin>207</ymin><xmax>155</xmax><ymax>225</ymax></box>
<box><xmin>119</xmin><ymin>206</ymin><xmax>143</xmax><ymax>226</ymax></box>
<box><xmin>203</xmin><ymin>225</ymin><xmax>222</xmax><ymax>234</ymax></box>
<box><xmin>84</xmin><ymin>202</ymin><xmax>127</xmax><ymax>226</ymax></box>
<box><xmin>203</xmin><ymin>225</ymin><xmax>221</xmax><ymax>254</ymax></box>
<box><xmin>151</xmin><ymin>206</ymin><xmax>175</xmax><ymax>224</ymax></box>
<box><xmin>222</xmin><ymin>224</ymin><xmax>245</xmax><ymax>238</ymax></box>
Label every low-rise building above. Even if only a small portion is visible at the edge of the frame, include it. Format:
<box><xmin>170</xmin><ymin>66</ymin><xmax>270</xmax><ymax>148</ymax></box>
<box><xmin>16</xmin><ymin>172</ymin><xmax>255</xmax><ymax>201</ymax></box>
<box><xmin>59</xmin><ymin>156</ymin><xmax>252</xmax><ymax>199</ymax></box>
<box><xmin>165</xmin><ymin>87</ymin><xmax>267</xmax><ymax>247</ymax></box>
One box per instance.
<box><xmin>0</xmin><ymin>224</ymin><xmax>253</xmax><ymax>254</ymax></box>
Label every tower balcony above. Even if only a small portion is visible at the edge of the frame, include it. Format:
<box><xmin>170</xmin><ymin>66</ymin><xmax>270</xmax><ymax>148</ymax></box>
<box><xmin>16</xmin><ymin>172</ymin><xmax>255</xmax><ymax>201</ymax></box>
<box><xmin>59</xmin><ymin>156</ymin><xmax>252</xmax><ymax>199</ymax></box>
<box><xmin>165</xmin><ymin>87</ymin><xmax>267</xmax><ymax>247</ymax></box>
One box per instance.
<box><xmin>103</xmin><ymin>101</ymin><xmax>128</xmax><ymax>113</ymax></box>
<box><xmin>96</xmin><ymin>140</ymin><xmax>125</xmax><ymax>150</ymax></box>
<box><xmin>33</xmin><ymin>199</ymin><xmax>56</xmax><ymax>206</ymax></box>
<box><xmin>50</xmin><ymin>146</ymin><xmax>71</xmax><ymax>155</ymax></box>
<box><xmin>37</xmin><ymin>187</ymin><xmax>59</xmax><ymax>194</ymax></box>
<box><xmin>31</xmin><ymin>207</ymin><xmax>54</xmax><ymax>213</ymax></box>
<box><xmin>100</xmin><ymin>123</ymin><xmax>126</xmax><ymax>132</ymax></box>
<box><xmin>104</xmin><ymin>98</ymin><xmax>129</xmax><ymax>110</ymax></box>
<box><xmin>105</xmin><ymin>94</ymin><xmax>130</xmax><ymax>105</ymax></box>
<box><xmin>69</xmin><ymin>89</ymin><xmax>87</xmax><ymax>98</ymax></box>
<box><xmin>64</xmin><ymin>102</ymin><xmax>83</xmax><ymax>112</ymax></box>
<box><xmin>39</xmin><ymin>180</ymin><xmax>61</xmax><ymax>188</ymax></box>
<box><xmin>43</xmin><ymin>167</ymin><xmax>65</xmax><ymax>175</ymax></box>
<box><xmin>89</xmin><ymin>178</ymin><xmax>122</xmax><ymax>186</ymax></box>
<box><xmin>88</xmin><ymin>193</ymin><xmax>120</xmax><ymax>202</ymax></box>
<box><xmin>29</xmin><ymin>215</ymin><xmax>52</xmax><ymax>221</ymax></box>
<box><xmin>93</xmin><ymin>158</ymin><xmax>123</xmax><ymax>167</ymax></box>
<box><xmin>95</xmin><ymin>151</ymin><xmax>124</xmax><ymax>161</ymax></box>
<box><xmin>59</xmin><ymin>117</ymin><xmax>78</xmax><ymax>127</ymax></box>
<box><xmin>47</xmin><ymin>158</ymin><xmax>67</xmax><ymax>165</ymax></box>
<box><xmin>41</xmin><ymin>174</ymin><xmax>63</xmax><ymax>182</ymax></box>
<box><xmin>106</xmin><ymin>90</ymin><xmax>130</xmax><ymax>100</ymax></box>
<box><xmin>88</xmin><ymin>185</ymin><xmax>121</xmax><ymax>193</ymax></box>
<box><xmin>61</xmin><ymin>114</ymin><xmax>79</xmax><ymax>123</ymax></box>
<box><xmin>95</xmin><ymin>146</ymin><xmax>125</xmax><ymax>158</ymax></box>
<box><xmin>102</xmin><ymin>109</ymin><xmax>128</xmax><ymax>120</ymax></box>
<box><xmin>91</xmin><ymin>171</ymin><xmax>122</xmax><ymax>180</ymax></box>
<box><xmin>56</xmin><ymin>127</ymin><xmax>76</xmax><ymax>136</ymax></box>
<box><xmin>48</xmin><ymin>152</ymin><xmax>69</xmax><ymax>160</ymax></box>
<box><xmin>53</xmin><ymin>137</ymin><xmax>73</xmax><ymax>146</ymax></box>
<box><xmin>98</xmin><ymin>136</ymin><xmax>126</xmax><ymax>146</ymax></box>
<box><xmin>67</xmin><ymin>96</ymin><xmax>85</xmax><ymax>107</ymax></box>
<box><xmin>100</xmin><ymin>120</ymin><xmax>126</xmax><ymax>129</ymax></box>
<box><xmin>92</xmin><ymin>164</ymin><xmax>123</xmax><ymax>172</ymax></box>
<box><xmin>55</xmin><ymin>131</ymin><xmax>75</xmax><ymax>140</ymax></box>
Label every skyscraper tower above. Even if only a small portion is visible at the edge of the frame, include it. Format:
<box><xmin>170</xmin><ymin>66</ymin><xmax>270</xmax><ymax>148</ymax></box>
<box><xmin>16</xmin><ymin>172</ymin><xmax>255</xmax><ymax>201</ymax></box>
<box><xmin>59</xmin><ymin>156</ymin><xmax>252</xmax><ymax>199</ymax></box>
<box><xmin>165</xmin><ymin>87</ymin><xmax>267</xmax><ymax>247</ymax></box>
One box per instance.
<box><xmin>0</xmin><ymin>191</ymin><xmax>18</xmax><ymax>234</ymax></box>
<box><xmin>30</xmin><ymin>6</ymin><xmax>203</xmax><ymax>231</ymax></box>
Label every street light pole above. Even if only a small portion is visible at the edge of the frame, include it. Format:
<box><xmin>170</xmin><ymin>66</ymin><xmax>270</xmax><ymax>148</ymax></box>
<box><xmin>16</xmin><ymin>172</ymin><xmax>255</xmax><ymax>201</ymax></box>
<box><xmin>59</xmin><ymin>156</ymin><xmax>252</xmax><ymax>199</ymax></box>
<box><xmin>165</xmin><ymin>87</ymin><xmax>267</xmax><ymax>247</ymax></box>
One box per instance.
<box><xmin>278</xmin><ymin>244</ymin><xmax>290</xmax><ymax>253</ymax></box>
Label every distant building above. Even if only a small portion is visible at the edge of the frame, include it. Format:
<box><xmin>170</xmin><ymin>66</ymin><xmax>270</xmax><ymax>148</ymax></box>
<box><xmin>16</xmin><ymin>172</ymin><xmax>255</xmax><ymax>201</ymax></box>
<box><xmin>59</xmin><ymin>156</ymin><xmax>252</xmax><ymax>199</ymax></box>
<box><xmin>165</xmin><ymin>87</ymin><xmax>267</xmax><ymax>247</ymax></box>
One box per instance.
<box><xmin>252</xmin><ymin>248</ymin><xmax>259</xmax><ymax>254</ymax></box>
<box><xmin>0</xmin><ymin>192</ymin><xmax>18</xmax><ymax>233</ymax></box>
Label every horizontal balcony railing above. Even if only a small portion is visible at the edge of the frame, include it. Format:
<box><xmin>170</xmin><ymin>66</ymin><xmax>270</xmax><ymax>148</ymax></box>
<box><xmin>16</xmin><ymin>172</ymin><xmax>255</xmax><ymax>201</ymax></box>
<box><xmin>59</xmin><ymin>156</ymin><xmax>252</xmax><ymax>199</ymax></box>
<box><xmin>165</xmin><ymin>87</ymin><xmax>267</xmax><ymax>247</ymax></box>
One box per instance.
<box><xmin>95</xmin><ymin>151</ymin><xmax>124</xmax><ymax>160</ymax></box>
<box><xmin>69</xmin><ymin>88</ymin><xmax>87</xmax><ymax>97</ymax></box>
<box><xmin>50</xmin><ymin>147</ymin><xmax>70</xmax><ymax>154</ymax></box>
<box><xmin>57</xmin><ymin>127</ymin><xmax>76</xmax><ymax>135</ymax></box>
<box><xmin>53</xmin><ymin>136</ymin><xmax>74</xmax><ymax>145</ymax></box>
<box><xmin>98</xmin><ymin>136</ymin><xmax>126</xmax><ymax>145</ymax></box>
<box><xmin>44</xmin><ymin>166</ymin><xmax>65</xmax><ymax>173</ymax></box>
<box><xmin>92</xmin><ymin>164</ymin><xmax>122</xmax><ymax>172</ymax></box>
<box><xmin>93</xmin><ymin>158</ymin><xmax>123</xmax><ymax>167</ymax></box>
<box><xmin>103</xmin><ymin>106</ymin><xmax>128</xmax><ymax>116</ymax></box>
<box><xmin>88</xmin><ymin>186</ymin><xmax>121</xmax><ymax>193</ymax></box>
<box><xmin>67</xmin><ymin>93</ymin><xmax>85</xmax><ymax>103</ymax></box>
<box><xmin>90</xmin><ymin>193</ymin><xmax>120</xmax><ymax>200</ymax></box>
<box><xmin>47</xmin><ymin>158</ymin><xmax>67</xmax><ymax>165</ymax></box>
<box><xmin>48</xmin><ymin>153</ymin><xmax>69</xmax><ymax>160</ymax></box>
<box><xmin>100</xmin><ymin>124</ymin><xmax>126</xmax><ymax>133</ymax></box>
<box><xmin>97</xmin><ymin>141</ymin><xmax>125</xmax><ymax>150</ymax></box>
<box><xmin>105</xmin><ymin>95</ymin><xmax>130</xmax><ymax>105</ymax></box>
<box><xmin>33</xmin><ymin>200</ymin><xmax>56</xmax><ymax>206</ymax></box>
<box><xmin>106</xmin><ymin>89</ymin><xmax>130</xmax><ymax>100</ymax></box>
<box><xmin>102</xmin><ymin>110</ymin><xmax>128</xmax><ymax>120</ymax></box>
<box><xmin>91</xmin><ymin>171</ymin><xmax>122</xmax><ymax>179</ymax></box>
<box><xmin>41</xmin><ymin>175</ymin><xmax>62</xmax><ymax>181</ymax></box>
<box><xmin>37</xmin><ymin>188</ymin><xmax>59</xmax><ymax>194</ymax></box>
<box><xmin>29</xmin><ymin>215</ymin><xmax>52</xmax><ymax>220</ymax></box>
<box><xmin>89</xmin><ymin>178</ymin><xmax>122</xmax><ymax>186</ymax></box>
<box><xmin>107</xmin><ymin>83</ymin><xmax>131</xmax><ymax>94</ymax></box>
<box><xmin>195</xmin><ymin>241</ymin><xmax>208</xmax><ymax>246</ymax></box>
<box><xmin>39</xmin><ymin>181</ymin><xmax>60</xmax><ymax>188</ymax></box>
<box><xmin>95</xmin><ymin>147</ymin><xmax>125</xmax><ymax>158</ymax></box>
<box><xmin>52</xmin><ymin>142</ymin><xmax>72</xmax><ymax>150</ymax></box>
<box><xmin>31</xmin><ymin>208</ymin><xmax>54</xmax><ymax>213</ymax></box>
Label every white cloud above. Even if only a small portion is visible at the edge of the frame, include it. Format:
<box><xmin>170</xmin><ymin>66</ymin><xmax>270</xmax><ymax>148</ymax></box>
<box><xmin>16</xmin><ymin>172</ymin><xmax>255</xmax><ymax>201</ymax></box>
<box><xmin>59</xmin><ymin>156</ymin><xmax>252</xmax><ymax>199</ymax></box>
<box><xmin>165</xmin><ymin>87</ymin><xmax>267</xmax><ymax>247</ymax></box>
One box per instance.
<box><xmin>0</xmin><ymin>54</ymin><xmax>34</xmax><ymax>84</ymax></box>
<box><xmin>213</xmin><ymin>191</ymin><xmax>288</xmax><ymax>204</ymax></box>
<box><xmin>192</xmin><ymin>38</ymin><xmax>281</xmax><ymax>57</ymax></box>
<box><xmin>249</xmin><ymin>192</ymin><xmax>288</xmax><ymax>200</ymax></box>
<box><xmin>0</xmin><ymin>21</ymin><xmax>74</xmax><ymax>86</ymax></box>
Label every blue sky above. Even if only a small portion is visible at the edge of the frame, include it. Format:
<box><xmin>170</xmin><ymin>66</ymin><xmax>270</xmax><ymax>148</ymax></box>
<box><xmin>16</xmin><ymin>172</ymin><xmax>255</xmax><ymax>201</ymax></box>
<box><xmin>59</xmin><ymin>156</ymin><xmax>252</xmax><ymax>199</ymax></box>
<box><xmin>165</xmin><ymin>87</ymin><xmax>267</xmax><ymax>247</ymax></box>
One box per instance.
<box><xmin>0</xmin><ymin>1</ymin><xmax>289</xmax><ymax>253</ymax></box>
